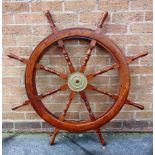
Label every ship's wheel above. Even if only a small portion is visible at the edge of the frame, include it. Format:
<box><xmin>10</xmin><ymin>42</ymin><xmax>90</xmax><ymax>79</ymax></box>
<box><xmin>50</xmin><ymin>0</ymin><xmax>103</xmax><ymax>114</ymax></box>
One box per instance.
<box><xmin>8</xmin><ymin>10</ymin><xmax>148</xmax><ymax>145</ymax></box>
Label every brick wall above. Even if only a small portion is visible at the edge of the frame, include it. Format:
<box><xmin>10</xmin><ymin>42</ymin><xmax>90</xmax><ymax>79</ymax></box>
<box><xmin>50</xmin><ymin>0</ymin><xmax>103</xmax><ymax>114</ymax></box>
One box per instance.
<box><xmin>2</xmin><ymin>0</ymin><xmax>152</xmax><ymax>132</ymax></box>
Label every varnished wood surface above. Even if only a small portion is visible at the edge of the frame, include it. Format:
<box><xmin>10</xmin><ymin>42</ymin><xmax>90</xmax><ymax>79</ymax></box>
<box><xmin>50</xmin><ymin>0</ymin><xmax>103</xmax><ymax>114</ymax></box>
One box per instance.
<box><xmin>25</xmin><ymin>28</ymin><xmax>130</xmax><ymax>132</ymax></box>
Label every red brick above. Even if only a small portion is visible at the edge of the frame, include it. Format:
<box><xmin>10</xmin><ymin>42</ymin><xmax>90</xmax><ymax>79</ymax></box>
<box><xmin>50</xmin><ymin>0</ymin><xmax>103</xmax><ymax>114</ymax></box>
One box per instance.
<box><xmin>145</xmin><ymin>12</ymin><xmax>153</xmax><ymax>21</ymax></box>
<box><xmin>135</xmin><ymin>112</ymin><xmax>152</xmax><ymax>120</ymax></box>
<box><xmin>50</xmin><ymin>56</ymin><xmax>79</xmax><ymax>66</ymax></box>
<box><xmin>112</xmin><ymin>12</ymin><xmax>144</xmax><ymax>23</ymax></box>
<box><xmin>130</xmin><ymin>66</ymin><xmax>152</xmax><ymax>75</ymax></box>
<box><xmin>139</xmin><ymin>75</ymin><xmax>152</xmax><ymax>86</ymax></box>
<box><xmin>2</xmin><ymin>87</ymin><xmax>10</xmax><ymax>97</ymax></box>
<box><xmin>140</xmin><ymin>53</ymin><xmax>152</xmax><ymax>66</ymax></box>
<box><xmin>35</xmin><ymin>77</ymin><xmax>51</xmax><ymax>86</ymax></box>
<box><xmin>103</xmin><ymin>24</ymin><xmax>127</xmax><ymax>34</ymax></box>
<box><xmin>137</xmin><ymin>93</ymin><xmax>152</xmax><ymax>103</ymax></box>
<box><xmin>111</xmin><ymin>35</ymin><xmax>141</xmax><ymax>45</ymax></box>
<box><xmin>109</xmin><ymin>75</ymin><xmax>120</xmax><ymax>85</ymax></box>
<box><xmin>31</xmin><ymin>1</ymin><xmax>62</xmax><ymax>12</ymax></box>
<box><xmin>114</xmin><ymin>111</ymin><xmax>135</xmax><ymax>120</ymax></box>
<box><xmin>9</xmin><ymin>86</ymin><xmax>26</xmax><ymax>96</ymax></box>
<box><xmin>130</xmin><ymin>81</ymin><xmax>152</xmax><ymax>94</ymax></box>
<box><xmin>2</xmin><ymin>112</ymin><xmax>25</xmax><ymax>120</ymax></box>
<box><xmin>99</xmin><ymin>0</ymin><xmax>129</xmax><ymax>11</ymax></box>
<box><xmin>3</xmin><ymin>2</ymin><xmax>29</xmax><ymax>13</ymax></box>
<box><xmin>95</xmin><ymin>44</ymin><xmax>111</xmax><ymax>56</ymax></box>
<box><xmin>81</xmin><ymin>55</ymin><xmax>110</xmax><ymax>66</ymax></box>
<box><xmin>15</xmin><ymin>35</ymin><xmax>44</xmax><ymax>47</ymax></box>
<box><xmin>3</xmin><ymin>35</ymin><xmax>16</xmax><ymax>46</ymax></box>
<box><xmin>65</xmin><ymin>46</ymin><xmax>89</xmax><ymax>57</ymax></box>
<box><xmin>51</xmin><ymin>94</ymin><xmax>79</xmax><ymax>104</ymax></box>
<box><xmin>127</xmin><ymin>45</ymin><xmax>153</xmax><ymax>55</ymax></box>
<box><xmin>2</xmin><ymin>57</ymin><xmax>18</xmax><ymax>66</ymax></box>
<box><xmin>63</xmin><ymin>40</ymin><xmax>79</xmax><ymax>46</ymax></box>
<box><xmin>130</xmin><ymin>0</ymin><xmax>153</xmax><ymax>10</ymax></box>
<box><xmin>90</xmin><ymin>76</ymin><xmax>110</xmax><ymax>85</ymax></box>
<box><xmin>2</xmin><ymin>67</ymin><xmax>25</xmax><ymax>77</ymax></box>
<box><xmin>3</xmin><ymin>13</ymin><xmax>13</xmax><ymax>24</ymax></box>
<box><xmin>3</xmin><ymin>25</ymin><xmax>31</xmax><ymax>35</ymax></box>
<box><xmin>69</xmin><ymin>103</ymin><xmax>86</xmax><ymax>112</ymax></box>
<box><xmin>79</xmin><ymin>111</ymin><xmax>101</xmax><ymax>120</ymax></box>
<box><xmin>130</xmin><ymin>23</ymin><xmax>153</xmax><ymax>33</ymax></box>
<box><xmin>2</xmin><ymin>104</ymin><xmax>12</xmax><ymax>111</ymax></box>
<box><xmin>86</xmin><ymin>94</ymin><xmax>109</xmax><ymax>103</ymax></box>
<box><xmin>15</xmin><ymin>12</ymin><xmax>78</xmax><ymax>24</ymax></box>
<box><xmin>32</xmin><ymin>25</ymin><xmax>51</xmax><ymax>36</ymax></box>
<box><xmin>141</xmin><ymin>35</ymin><xmax>153</xmax><ymax>44</ymax></box>
<box><xmin>2</xmin><ymin>77</ymin><xmax>21</xmax><ymax>86</ymax></box>
<box><xmin>25</xmin><ymin>112</ymin><xmax>41</xmax><ymax>120</ymax></box>
<box><xmin>95</xmin><ymin>103</ymin><xmax>113</xmax><ymax>111</ymax></box>
<box><xmin>110</xmin><ymin>121</ymin><xmax>123</xmax><ymax>129</ymax></box>
<box><xmin>122</xmin><ymin>103</ymin><xmax>141</xmax><ymax>111</ymax></box>
<box><xmin>3</xmin><ymin>47</ymin><xmax>33</xmax><ymax>57</ymax></box>
<box><xmin>64</xmin><ymin>0</ymin><xmax>96</xmax><ymax>11</ymax></box>
<box><xmin>51</xmin><ymin>77</ymin><xmax>65</xmax><ymax>86</ymax></box>
<box><xmin>3</xmin><ymin>95</ymin><xmax>22</xmax><ymax>104</ymax></box>
<box><xmin>14</xmin><ymin>13</ymin><xmax>45</xmax><ymax>24</ymax></box>
<box><xmin>80</xmin><ymin>12</ymin><xmax>110</xmax><ymax>23</ymax></box>
<box><xmin>45</xmin><ymin>104</ymin><xmax>66</xmax><ymax>112</ymax></box>
<box><xmin>53</xmin><ymin>13</ymin><xmax>78</xmax><ymax>23</ymax></box>
<box><xmin>54</xmin><ymin>112</ymin><xmax>79</xmax><ymax>120</ymax></box>
<box><xmin>42</xmin><ymin>122</ymin><xmax>53</xmax><ymax>129</ymax></box>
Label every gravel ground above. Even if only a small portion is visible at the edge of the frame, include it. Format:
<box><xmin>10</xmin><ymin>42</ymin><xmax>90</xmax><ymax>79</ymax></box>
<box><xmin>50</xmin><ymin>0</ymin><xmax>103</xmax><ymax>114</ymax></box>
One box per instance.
<box><xmin>2</xmin><ymin>132</ymin><xmax>153</xmax><ymax>155</ymax></box>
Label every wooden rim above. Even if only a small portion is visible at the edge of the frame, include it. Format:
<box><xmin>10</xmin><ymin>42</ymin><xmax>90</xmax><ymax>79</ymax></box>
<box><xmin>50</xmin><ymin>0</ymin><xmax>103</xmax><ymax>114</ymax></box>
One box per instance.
<box><xmin>25</xmin><ymin>28</ymin><xmax>130</xmax><ymax>132</ymax></box>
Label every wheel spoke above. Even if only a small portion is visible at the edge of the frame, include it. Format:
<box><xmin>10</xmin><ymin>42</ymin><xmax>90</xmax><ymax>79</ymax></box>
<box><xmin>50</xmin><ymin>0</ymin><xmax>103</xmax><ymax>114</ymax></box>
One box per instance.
<box><xmin>57</xmin><ymin>40</ymin><xmax>75</xmax><ymax>73</ymax></box>
<box><xmin>80</xmin><ymin>91</ymin><xmax>106</xmax><ymax>145</ymax></box>
<box><xmin>7</xmin><ymin>53</ymin><xmax>28</xmax><ymax>64</ymax></box>
<box><xmin>11</xmin><ymin>84</ymin><xmax>68</xmax><ymax>110</ymax></box>
<box><xmin>86</xmin><ymin>84</ymin><xmax>144</xmax><ymax>110</ymax></box>
<box><xmin>11</xmin><ymin>100</ymin><xmax>30</xmax><ymax>111</ymax></box>
<box><xmin>42</xmin><ymin>84</ymin><xmax>68</xmax><ymax>98</ymax></box>
<box><xmin>7</xmin><ymin>53</ymin><xmax>68</xmax><ymax>80</ymax></box>
<box><xmin>49</xmin><ymin>91</ymin><xmax>75</xmax><ymax>144</ymax></box>
<box><xmin>80</xmin><ymin>91</ymin><xmax>95</xmax><ymax>119</ymax></box>
<box><xmin>86</xmin><ymin>52</ymin><xmax>149</xmax><ymax>80</ymax></box>
<box><xmin>79</xmin><ymin>40</ymin><xmax>96</xmax><ymax>72</ymax></box>
<box><xmin>45</xmin><ymin>10</ymin><xmax>76</xmax><ymax>73</ymax></box>
<box><xmin>38</xmin><ymin>64</ymin><xmax>68</xmax><ymax>79</ymax></box>
<box><xmin>125</xmin><ymin>100</ymin><xmax>144</xmax><ymax>110</ymax></box>
<box><xmin>127</xmin><ymin>51</ymin><xmax>148</xmax><ymax>63</ymax></box>
<box><xmin>79</xmin><ymin>11</ymin><xmax>108</xmax><ymax>73</ymax></box>
<box><xmin>87</xmin><ymin>64</ymin><xmax>118</xmax><ymax>80</ymax></box>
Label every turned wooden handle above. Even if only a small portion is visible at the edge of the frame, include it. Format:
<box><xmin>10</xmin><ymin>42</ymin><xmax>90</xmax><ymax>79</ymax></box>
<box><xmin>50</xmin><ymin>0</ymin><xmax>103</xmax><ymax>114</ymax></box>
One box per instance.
<box><xmin>98</xmin><ymin>11</ymin><xmax>108</xmax><ymax>28</ymax></box>
<box><xmin>45</xmin><ymin>10</ymin><xmax>57</xmax><ymax>33</ymax></box>
<box><xmin>12</xmin><ymin>100</ymin><xmax>30</xmax><ymax>110</ymax></box>
<box><xmin>8</xmin><ymin>53</ymin><xmax>23</xmax><ymax>62</ymax></box>
<box><xmin>132</xmin><ymin>51</ymin><xmax>148</xmax><ymax>61</ymax></box>
<box><xmin>45</xmin><ymin>10</ymin><xmax>55</xmax><ymax>26</ymax></box>
<box><xmin>126</xmin><ymin>101</ymin><xmax>144</xmax><ymax>110</ymax></box>
<box><xmin>7</xmin><ymin>53</ymin><xmax>28</xmax><ymax>64</ymax></box>
<box><xmin>7</xmin><ymin>53</ymin><xmax>19</xmax><ymax>60</ymax></box>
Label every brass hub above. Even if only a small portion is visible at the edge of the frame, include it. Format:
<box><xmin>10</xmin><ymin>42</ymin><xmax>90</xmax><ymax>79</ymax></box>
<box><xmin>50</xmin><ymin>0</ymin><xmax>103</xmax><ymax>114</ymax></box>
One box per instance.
<box><xmin>68</xmin><ymin>72</ymin><xmax>88</xmax><ymax>92</ymax></box>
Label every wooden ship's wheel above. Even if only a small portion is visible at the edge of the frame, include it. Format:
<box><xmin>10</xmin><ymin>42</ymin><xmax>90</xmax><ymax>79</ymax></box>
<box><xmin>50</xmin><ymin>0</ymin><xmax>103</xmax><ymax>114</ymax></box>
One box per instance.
<box><xmin>8</xmin><ymin>10</ymin><xmax>148</xmax><ymax>145</ymax></box>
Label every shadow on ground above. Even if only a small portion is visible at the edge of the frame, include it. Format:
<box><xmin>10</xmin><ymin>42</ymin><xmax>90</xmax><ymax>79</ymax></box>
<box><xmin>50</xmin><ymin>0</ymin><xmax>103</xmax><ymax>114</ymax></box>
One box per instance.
<box><xmin>2</xmin><ymin>132</ymin><xmax>153</xmax><ymax>155</ymax></box>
